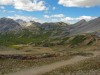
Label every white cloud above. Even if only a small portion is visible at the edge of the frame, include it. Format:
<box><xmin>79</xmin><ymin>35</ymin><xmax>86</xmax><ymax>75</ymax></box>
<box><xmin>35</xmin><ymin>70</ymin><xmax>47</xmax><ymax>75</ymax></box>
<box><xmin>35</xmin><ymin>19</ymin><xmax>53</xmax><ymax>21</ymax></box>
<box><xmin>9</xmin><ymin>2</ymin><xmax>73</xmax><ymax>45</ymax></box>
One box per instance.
<box><xmin>61</xmin><ymin>17</ymin><xmax>74</xmax><ymax>21</ymax></box>
<box><xmin>7</xmin><ymin>15</ymin><xmax>43</xmax><ymax>23</ymax></box>
<box><xmin>44</xmin><ymin>14</ymin><xmax>96</xmax><ymax>23</ymax></box>
<box><xmin>44</xmin><ymin>14</ymin><xmax>65</xmax><ymax>19</ymax></box>
<box><xmin>44</xmin><ymin>15</ymin><xmax>50</xmax><ymax>18</ymax></box>
<box><xmin>76</xmin><ymin>16</ymin><xmax>97</xmax><ymax>21</ymax></box>
<box><xmin>0</xmin><ymin>0</ymin><xmax>13</xmax><ymax>5</ymax></box>
<box><xmin>51</xmin><ymin>19</ymin><xmax>58</xmax><ymax>22</ymax></box>
<box><xmin>51</xmin><ymin>14</ymin><xmax>64</xmax><ymax>18</ymax></box>
<box><xmin>0</xmin><ymin>0</ymin><xmax>48</xmax><ymax>11</ymax></box>
<box><xmin>61</xmin><ymin>16</ymin><xmax>96</xmax><ymax>23</ymax></box>
<box><xmin>13</xmin><ymin>0</ymin><xmax>47</xmax><ymax>11</ymax></box>
<box><xmin>58</xmin><ymin>0</ymin><xmax>100</xmax><ymax>7</ymax></box>
<box><xmin>8</xmin><ymin>15</ymin><xmax>97</xmax><ymax>23</ymax></box>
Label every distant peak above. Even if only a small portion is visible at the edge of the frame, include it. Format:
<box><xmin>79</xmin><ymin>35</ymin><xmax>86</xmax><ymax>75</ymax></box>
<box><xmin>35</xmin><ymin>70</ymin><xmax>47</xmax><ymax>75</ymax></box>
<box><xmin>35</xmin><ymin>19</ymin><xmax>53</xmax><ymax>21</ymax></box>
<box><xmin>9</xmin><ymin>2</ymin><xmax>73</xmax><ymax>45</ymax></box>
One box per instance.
<box><xmin>0</xmin><ymin>17</ymin><xmax>12</xmax><ymax>20</ymax></box>
<box><xmin>73</xmin><ymin>19</ymin><xmax>87</xmax><ymax>26</ymax></box>
<box><xmin>79</xmin><ymin>19</ymin><xmax>87</xmax><ymax>22</ymax></box>
<box><xmin>96</xmin><ymin>17</ymin><xmax>100</xmax><ymax>20</ymax></box>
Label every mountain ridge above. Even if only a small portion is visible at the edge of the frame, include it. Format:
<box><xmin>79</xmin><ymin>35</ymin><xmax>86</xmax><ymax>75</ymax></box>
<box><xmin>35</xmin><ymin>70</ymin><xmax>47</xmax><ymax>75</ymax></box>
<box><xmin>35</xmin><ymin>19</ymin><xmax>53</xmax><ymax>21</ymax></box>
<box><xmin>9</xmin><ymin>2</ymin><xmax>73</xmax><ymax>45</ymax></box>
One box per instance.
<box><xmin>0</xmin><ymin>17</ymin><xmax>100</xmax><ymax>37</ymax></box>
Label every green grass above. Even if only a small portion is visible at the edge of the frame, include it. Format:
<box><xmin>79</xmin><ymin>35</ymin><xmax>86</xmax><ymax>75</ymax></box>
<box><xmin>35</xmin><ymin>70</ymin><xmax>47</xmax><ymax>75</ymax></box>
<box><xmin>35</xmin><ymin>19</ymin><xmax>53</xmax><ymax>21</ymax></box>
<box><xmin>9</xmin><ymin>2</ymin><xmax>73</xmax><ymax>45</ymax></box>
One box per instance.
<box><xmin>0</xmin><ymin>30</ymin><xmax>51</xmax><ymax>46</ymax></box>
<box><xmin>0</xmin><ymin>31</ymin><xmax>97</xmax><ymax>48</ymax></box>
<box><xmin>70</xmin><ymin>35</ymin><xmax>86</xmax><ymax>46</ymax></box>
<box><xmin>87</xmin><ymin>38</ymin><xmax>96</xmax><ymax>45</ymax></box>
<box><xmin>9</xmin><ymin>45</ymin><xmax>24</xmax><ymax>50</ymax></box>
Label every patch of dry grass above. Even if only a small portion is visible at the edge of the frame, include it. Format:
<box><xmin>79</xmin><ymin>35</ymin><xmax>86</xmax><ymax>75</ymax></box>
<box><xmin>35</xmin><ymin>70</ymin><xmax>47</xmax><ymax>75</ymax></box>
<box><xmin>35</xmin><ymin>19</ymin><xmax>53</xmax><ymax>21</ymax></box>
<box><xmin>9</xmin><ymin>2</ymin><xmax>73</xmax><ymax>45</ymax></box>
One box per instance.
<box><xmin>0</xmin><ymin>54</ymin><xmax>73</xmax><ymax>75</ymax></box>
<box><xmin>42</xmin><ymin>56</ymin><xmax>100</xmax><ymax>75</ymax></box>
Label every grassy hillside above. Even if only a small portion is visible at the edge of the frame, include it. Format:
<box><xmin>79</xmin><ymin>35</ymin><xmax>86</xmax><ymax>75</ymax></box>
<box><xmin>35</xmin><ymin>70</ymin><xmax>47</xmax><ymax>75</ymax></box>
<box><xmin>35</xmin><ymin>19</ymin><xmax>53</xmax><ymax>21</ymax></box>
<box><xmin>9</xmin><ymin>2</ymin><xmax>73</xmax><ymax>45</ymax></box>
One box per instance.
<box><xmin>0</xmin><ymin>29</ymin><xmax>51</xmax><ymax>46</ymax></box>
<box><xmin>0</xmin><ymin>29</ymin><xmax>98</xmax><ymax>48</ymax></box>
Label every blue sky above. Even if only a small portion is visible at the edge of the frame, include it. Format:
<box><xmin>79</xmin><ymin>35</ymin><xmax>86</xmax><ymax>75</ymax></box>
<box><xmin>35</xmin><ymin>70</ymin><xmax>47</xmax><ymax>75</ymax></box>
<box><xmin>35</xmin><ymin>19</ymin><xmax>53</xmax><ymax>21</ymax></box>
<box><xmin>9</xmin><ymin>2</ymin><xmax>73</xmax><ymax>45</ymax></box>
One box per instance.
<box><xmin>0</xmin><ymin>0</ymin><xmax>100</xmax><ymax>23</ymax></box>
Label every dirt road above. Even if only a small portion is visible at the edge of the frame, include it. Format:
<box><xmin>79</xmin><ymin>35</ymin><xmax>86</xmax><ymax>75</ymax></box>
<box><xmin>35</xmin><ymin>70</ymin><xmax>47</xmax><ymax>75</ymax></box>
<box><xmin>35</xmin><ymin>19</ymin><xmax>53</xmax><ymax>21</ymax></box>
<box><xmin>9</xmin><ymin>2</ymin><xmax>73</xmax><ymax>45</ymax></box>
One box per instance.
<box><xmin>6</xmin><ymin>51</ymin><xmax>100</xmax><ymax>75</ymax></box>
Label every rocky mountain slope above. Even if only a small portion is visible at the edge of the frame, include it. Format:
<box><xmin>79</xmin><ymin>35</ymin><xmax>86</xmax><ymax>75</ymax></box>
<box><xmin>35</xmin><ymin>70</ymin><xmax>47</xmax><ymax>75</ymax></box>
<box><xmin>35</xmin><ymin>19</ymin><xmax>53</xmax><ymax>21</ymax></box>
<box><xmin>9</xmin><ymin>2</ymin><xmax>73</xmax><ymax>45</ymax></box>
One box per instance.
<box><xmin>0</xmin><ymin>17</ymin><xmax>100</xmax><ymax>37</ymax></box>
<box><xmin>0</xmin><ymin>18</ymin><xmax>21</xmax><ymax>32</ymax></box>
<box><xmin>0</xmin><ymin>17</ymin><xmax>100</xmax><ymax>47</ymax></box>
<box><xmin>70</xmin><ymin>17</ymin><xmax>100</xmax><ymax>36</ymax></box>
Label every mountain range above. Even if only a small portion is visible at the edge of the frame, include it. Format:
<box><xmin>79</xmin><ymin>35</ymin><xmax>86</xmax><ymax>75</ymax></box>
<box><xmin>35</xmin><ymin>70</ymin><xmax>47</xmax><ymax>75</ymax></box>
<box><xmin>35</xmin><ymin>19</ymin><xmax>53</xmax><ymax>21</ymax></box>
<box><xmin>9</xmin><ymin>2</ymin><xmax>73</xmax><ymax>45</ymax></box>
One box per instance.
<box><xmin>0</xmin><ymin>17</ymin><xmax>100</xmax><ymax>37</ymax></box>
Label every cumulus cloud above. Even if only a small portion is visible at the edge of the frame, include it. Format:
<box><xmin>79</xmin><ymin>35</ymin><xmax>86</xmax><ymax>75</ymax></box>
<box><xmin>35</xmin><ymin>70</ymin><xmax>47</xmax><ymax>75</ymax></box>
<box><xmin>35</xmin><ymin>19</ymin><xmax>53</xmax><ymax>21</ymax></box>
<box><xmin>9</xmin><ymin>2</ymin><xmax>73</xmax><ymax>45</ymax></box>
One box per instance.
<box><xmin>0</xmin><ymin>0</ymin><xmax>13</xmax><ymax>5</ymax></box>
<box><xmin>51</xmin><ymin>14</ymin><xmax>65</xmax><ymax>18</ymax></box>
<box><xmin>44</xmin><ymin>15</ymin><xmax>50</xmax><ymax>18</ymax></box>
<box><xmin>7</xmin><ymin>14</ymin><xmax>43</xmax><ymax>23</ymax></box>
<box><xmin>61</xmin><ymin>16</ymin><xmax>97</xmax><ymax>23</ymax></box>
<box><xmin>13</xmin><ymin>0</ymin><xmax>47</xmax><ymax>11</ymax></box>
<box><xmin>44</xmin><ymin>14</ymin><xmax>65</xmax><ymax>19</ymax></box>
<box><xmin>7</xmin><ymin>14</ymin><xmax>97</xmax><ymax>23</ymax></box>
<box><xmin>76</xmin><ymin>16</ymin><xmax>96</xmax><ymax>21</ymax></box>
<box><xmin>44</xmin><ymin>14</ymin><xmax>96</xmax><ymax>23</ymax></box>
<box><xmin>0</xmin><ymin>0</ymin><xmax>48</xmax><ymax>11</ymax></box>
<box><xmin>58</xmin><ymin>0</ymin><xmax>100</xmax><ymax>7</ymax></box>
<box><xmin>61</xmin><ymin>17</ymin><xmax>74</xmax><ymax>21</ymax></box>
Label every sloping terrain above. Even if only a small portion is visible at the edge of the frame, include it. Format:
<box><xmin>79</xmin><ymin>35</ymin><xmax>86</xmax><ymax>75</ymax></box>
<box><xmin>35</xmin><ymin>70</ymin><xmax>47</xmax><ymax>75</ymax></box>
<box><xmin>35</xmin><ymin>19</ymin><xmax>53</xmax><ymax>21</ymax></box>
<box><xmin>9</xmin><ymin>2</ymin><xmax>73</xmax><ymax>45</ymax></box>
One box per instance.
<box><xmin>70</xmin><ymin>17</ymin><xmax>100</xmax><ymax>35</ymax></box>
<box><xmin>5</xmin><ymin>51</ymin><xmax>100</xmax><ymax>75</ymax></box>
<box><xmin>0</xmin><ymin>18</ymin><xmax>21</xmax><ymax>32</ymax></box>
<box><xmin>0</xmin><ymin>17</ymin><xmax>100</xmax><ymax>75</ymax></box>
<box><xmin>0</xmin><ymin>17</ymin><xmax>100</xmax><ymax>37</ymax></box>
